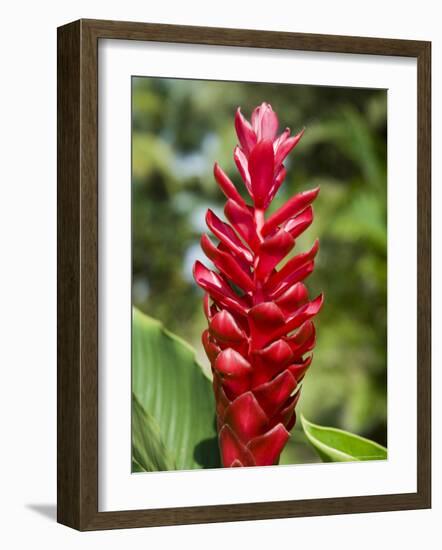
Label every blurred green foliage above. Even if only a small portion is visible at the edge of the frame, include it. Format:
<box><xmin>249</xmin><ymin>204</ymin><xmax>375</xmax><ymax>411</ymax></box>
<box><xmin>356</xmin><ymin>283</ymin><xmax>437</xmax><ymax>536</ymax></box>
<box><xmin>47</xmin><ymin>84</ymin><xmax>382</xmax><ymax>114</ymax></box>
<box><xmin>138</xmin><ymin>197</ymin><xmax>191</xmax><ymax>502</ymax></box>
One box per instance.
<box><xmin>132</xmin><ymin>77</ymin><xmax>387</xmax><ymax>464</ymax></box>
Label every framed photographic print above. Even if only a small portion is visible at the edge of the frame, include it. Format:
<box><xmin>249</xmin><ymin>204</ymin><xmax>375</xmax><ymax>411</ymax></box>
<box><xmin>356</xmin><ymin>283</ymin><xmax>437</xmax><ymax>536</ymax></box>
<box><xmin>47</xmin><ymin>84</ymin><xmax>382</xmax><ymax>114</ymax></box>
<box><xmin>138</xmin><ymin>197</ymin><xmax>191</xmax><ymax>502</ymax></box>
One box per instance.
<box><xmin>57</xmin><ymin>19</ymin><xmax>431</xmax><ymax>530</ymax></box>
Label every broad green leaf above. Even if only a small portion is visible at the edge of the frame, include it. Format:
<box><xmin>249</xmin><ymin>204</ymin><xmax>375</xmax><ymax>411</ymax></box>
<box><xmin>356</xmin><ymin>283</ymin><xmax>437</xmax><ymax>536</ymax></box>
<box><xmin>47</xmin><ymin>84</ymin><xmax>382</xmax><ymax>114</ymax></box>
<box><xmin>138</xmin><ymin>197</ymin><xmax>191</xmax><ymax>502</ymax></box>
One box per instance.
<box><xmin>132</xmin><ymin>308</ymin><xmax>220</xmax><ymax>471</ymax></box>
<box><xmin>301</xmin><ymin>415</ymin><xmax>387</xmax><ymax>462</ymax></box>
<box><xmin>132</xmin><ymin>459</ymin><xmax>145</xmax><ymax>473</ymax></box>
<box><xmin>132</xmin><ymin>395</ymin><xmax>175</xmax><ymax>472</ymax></box>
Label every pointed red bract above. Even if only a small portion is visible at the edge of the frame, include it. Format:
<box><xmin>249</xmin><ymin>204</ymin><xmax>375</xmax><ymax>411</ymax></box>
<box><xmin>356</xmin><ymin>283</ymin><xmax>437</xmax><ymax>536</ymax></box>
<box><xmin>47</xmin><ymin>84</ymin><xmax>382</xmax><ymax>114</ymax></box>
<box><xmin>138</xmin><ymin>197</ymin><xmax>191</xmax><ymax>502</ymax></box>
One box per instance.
<box><xmin>288</xmin><ymin>356</ymin><xmax>313</xmax><ymax>383</ymax></box>
<box><xmin>193</xmin><ymin>103</ymin><xmax>323</xmax><ymax>467</ymax></box>
<box><xmin>206</xmin><ymin>209</ymin><xmax>253</xmax><ymax>263</ymax></box>
<box><xmin>215</xmin><ymin>348</ymin><xmax>252</xmax><ymax>377</ymax></box>
<box><xmin>262</xmin><ymin>187</ymin><xmax>320</xmax><ymax>236</ymax></box>
<box><xmin>275</xmin><ymin>283</ymin><xmax>309</xmax><ymax>315</ymax></box>
<box><xmin>274</xmin><ymin>129</ymin><xmax>304</xmax><ymax>166</ymax></box>
<box><xmin>248</xmin><ymin>140</ymin><xmax>275</xmax><ymax>208</ymax></box>
<box><xmin>193</xmin><ymin>261</ymin><xmax>247</xmax><ymax>316</ymax></box>
<box><xmin>201</xmin><ymin>234</ymin><xmax>255</xmax><ymax>292</ymax></box>
<box><xmin>234</xmin><ymin>146</ymin><xmax>253</xmax><ymax>196</ymax></box>
<box><xmin>253</xmin><ymin>370</ymin><xmax>297</xmax><ymax>417</ymax></box>
<box><xmin>255</xmin><ymin>228</ymin><xmax>294</xmax><ymax>282</ymax></box>
<box><xmin>235</xmin><ymin>108</ymin><xmax>257</xmax><ymax>156</ymax></box>
<box><xmin>248</xmin><ymin>424</ymin><xmax>290</xmax><ymax>466</ymax></box>
<box><xmin>256</xmin><ymin>339</ymin><xmax>294</xmax><ymax>368</ymax></box>
<box><xmin>213</xmin><ymin>163</ymin><xmax>246</xmax><ymax>207</ymax></box>
<box><xmin>224</xmin><ymin>199</ymin><xmax>259</xmax><ymax>251</ymax></box>
<box><xmin>202</xmin><ymin>330</ymin><xmax>220</xmax><ymax>363</ymax></box>
<box><xmin>288</xmin><ymin>321</ymin><xmax>316</xmax><ymax>356</ymax></box>
<box><xmin>224</xmin><ymin>392</ymin><xmax>268</xmax><ymax>443</ymax></box>
<box><xmin>268</xmin><ymin>240</ymin><xmax>319</xmax><ymax>291</ymax></box>
<box><xmin>251</xmin><ymin>339</ymin><xmax>295</xmax><ymax>387</ymax></box>
<box><xmin>251</xmin><ymin>103</ymin><xmax>279</xmax><ymax>142</ymax></box>
<box><xmin>249</xmin><ymin>302</ymin><xmax>286</xmax><ymax>349</ymax></box>
<box><xmin>285</xmin><ymin>206</ymin><xmax>314</xmax><ymax>238</ymax></box>
<box><xmin>209</xmin><ymin>310</ymin><xmax>246</xmax><ymax>343</ymax></box>
<box><xmin>219</xmin><ymin>425</ymin><xmax>255</xmax><ymax>467</ymax></box>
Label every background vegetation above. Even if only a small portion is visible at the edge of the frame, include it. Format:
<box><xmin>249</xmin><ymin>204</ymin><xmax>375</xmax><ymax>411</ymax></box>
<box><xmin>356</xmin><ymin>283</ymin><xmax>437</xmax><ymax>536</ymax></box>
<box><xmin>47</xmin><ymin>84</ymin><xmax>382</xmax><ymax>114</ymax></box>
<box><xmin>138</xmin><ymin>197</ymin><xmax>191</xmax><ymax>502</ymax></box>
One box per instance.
<box><xmin>132</xmin><ymin>77</ymin><xmax>387</xmax><ymax>464</ymax></box>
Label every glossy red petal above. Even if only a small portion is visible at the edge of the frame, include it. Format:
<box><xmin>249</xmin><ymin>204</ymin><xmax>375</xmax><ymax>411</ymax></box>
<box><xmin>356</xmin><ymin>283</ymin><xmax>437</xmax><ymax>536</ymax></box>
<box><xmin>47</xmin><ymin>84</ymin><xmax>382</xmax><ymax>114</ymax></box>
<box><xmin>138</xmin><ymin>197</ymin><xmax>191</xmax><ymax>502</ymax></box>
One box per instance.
<box><xmin>274</xmin><ymin>128</ymin><xmax>304</xmax><ymax>167</ymax></box>
<box><xmin>201</xmin><ymin>234</ymin><xmax>255</xmax><ymax>292</ymax></box>
<box><xmin>224</xmin><ymin>392</ymin><xmax>268</xmax><ymax>443</ymax></box>
<box><xmin>269</xmin><ymin>294</ymin><xmax>324</xmax><ymax>341</ymax></box>
<box><xmin>274</xmin><ymin>282</ymin><xmax>309</xmax><ymax>316</ymax></box>
<box><xmin>214</xmin><ymin>348</ymin><xmax>252</xmax><ymax>400</ymax></box>
<box><xmin>262</xmin><ymin>187</ymin><xmax>319</xmax><ymax>237</ymax></box>
<box><xmin>256</xmin><ymin>338</ymin><xmax>294</xmax><ymax>366</ymax></box>
<box><xmin>203</xmin><ymin>294</ymin><xmax>222</xmax><ymax>321</ymax></box>
<box><xmin>273</xmin><ymin>127</ymin><xmax>290</xmax><ymax>151</ymax></box>
<box><xmin>193</xmin><ymin>261</ymin><xmax>235</xmax><ymax>297</ymax></box>
<box><xmin>234</xmin><ymin>108</ymin><xmax>257</xmax><ymax>156</ymax></box>
<box><xmin>255</xmin><ymin>229</ymin><xmax>294</xmax><ymax>282</ymax></box>
<box><xmin>269</xmin><ymin>261</ymin><xmax>315</xmax><ymax>299</ymax></box>
<box><xmin>270</xmin><ymin>390</ymin><xmax>301</xmax><ymax>429</ymax></box>
<box><xmin>222</xmin><ymin>377</ymin><xmax>252</xmax><ymax>400</ymax></box>
<box><xmin>213</xmin><ymin>163</ymin><xmax>246</xmax><ymax>207</ymax></box>
<box><xmin>268</xmin><ymin>239</ymin><xmax>319</xmax><ymax>291</ymax></box>
<box><xmin>251</xmin><ymin>339</ymin><xmax>294</xmax><ymax>387</ymax></box>
<box><xmin>285</xmin><ymin>412</ymin><xmax>297</xmax><ymax>431</ymax></box>
<box><xmin>273</xmin><ymin>386</ymin><xmax>302</xmax><ymax>426</ymax></box>
<box><xmin>247</xmin><ymin>423</ymin><xmax>290</xmax><ymax>466</ymax></box>
<box><xmin>284</xmin><ymin>206</ymin><xmax>314</xmax><ymax>238</ymax></box>
<box><xmin>288</xmin><ymin>355</ymin><xmax>313</xmax><ymax>382</ymax></box>
<box><xmin>248</xmin><ymin>302</ymin><xmax>286</xmax><ymax>349</ymax></box>
<box><xmin>215</xmin><ymin>348</ymin><xmax>252</xmax><ymax>377</ymax></box>
<box><xmin>251</xmin><ymin>103</ymin><xmax>279</xmax><ymax>142</ymax></box>
<box><xmin>206</xmin><ymin>209</ymin><xmax>253</xmax><ymax>263</ymax></box>
<box><xmin>213</xmin><ymin>372</ymin><xmax>230</xmax><ymax>419</ymax></box>
<box><xmin>266</xmin><ymin>165</ymin><xmax>287</xmax><ymax>207</ymax></box>
<box><xmin>224</xmin><ymin>199</ymin><xmax>259</xmax><ymax>251</ymax></box>
<box><xmin>248</xmin><ymin>140</ymin><xmax>275</xmax><ymax>208</ymax></box>
<box><xmin>286</xmin><ymin>293</ymin><xmax>324</xmax><ymax>325</ymax></box>
<box><xmin>218</xmin><ymin>424</ymin><xmax>255</xmax><ymax>467</ymax></box>
<box><xmin>218</xmin><ymin>242</ymin><xmax>252</xmax><ymax>274</ymax></box>
<box><xmin>234</xmin><ymin>146</ymin><xmax>252</xmax><ymax>196</ymax></box>
<box><xmin>253</xmin><ymin>370</ymin><xmax>297</xmax><ymax>417</ymax></box>
<box><xmin>193</xmin><ymin>261</ymin><xmax>247</xmax><ymax>316</ymax></box>
<box><xmin>209</xmin><ymin>310</ymin><xmax>247</xmax><ymax>343</ymax></box>
<box><xmin>203</xmin><ymin>294</ymin><xmax>212</xmax><ymax>320</ymax></box>
<box><xmin>202</xmin><ymin>329</ymin><xmax>221</xmax><ymax>364</ymax></box>
<box><xmin>286</xmin><ymin>321</ymin><xmax>316</xmax><ymax>358</ymax></box>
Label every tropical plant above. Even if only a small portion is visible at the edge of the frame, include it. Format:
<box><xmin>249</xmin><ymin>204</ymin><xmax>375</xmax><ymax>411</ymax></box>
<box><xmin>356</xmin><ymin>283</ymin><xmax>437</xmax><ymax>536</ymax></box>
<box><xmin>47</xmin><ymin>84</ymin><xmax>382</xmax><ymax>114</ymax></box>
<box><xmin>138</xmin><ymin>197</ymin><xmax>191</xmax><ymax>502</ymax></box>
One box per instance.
<box><xmin>193</xmin><ymin>103</ymin><xmax>323</xmax><ymax>467</ymax></box>
<box><xmin>132</xmin><ymin>308</ymin><xmax>219</xmax><ymax>471</ymax></box>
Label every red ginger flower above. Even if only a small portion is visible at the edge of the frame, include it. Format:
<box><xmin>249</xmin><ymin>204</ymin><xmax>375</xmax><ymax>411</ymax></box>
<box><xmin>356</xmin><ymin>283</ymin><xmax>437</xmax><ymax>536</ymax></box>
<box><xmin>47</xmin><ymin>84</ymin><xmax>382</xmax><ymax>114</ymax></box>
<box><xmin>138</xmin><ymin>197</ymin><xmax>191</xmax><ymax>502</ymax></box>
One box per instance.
<box><xmin>193</xmin><ymin>102</ymin><xmax>323</xmax><ymax>467</ymax></box>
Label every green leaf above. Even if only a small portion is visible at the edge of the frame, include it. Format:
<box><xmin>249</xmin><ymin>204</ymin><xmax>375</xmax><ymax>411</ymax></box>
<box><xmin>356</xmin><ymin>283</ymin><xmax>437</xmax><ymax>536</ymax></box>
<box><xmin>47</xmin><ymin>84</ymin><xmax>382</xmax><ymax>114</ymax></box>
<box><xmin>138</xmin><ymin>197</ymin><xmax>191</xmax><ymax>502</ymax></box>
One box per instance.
<box><xmin>132</xmin><ymin>308</ymin><xmax>220</xmax><ymax>471</ymax></box>
<box><xmin>300</xmin><ymin>415</ymin><xmax>387</xmax><ymax>462</ymax></box>
<box><xmin>132</xmin><ymin>395</ymin><xmax>175</xmax><ymax>472</ymax></box>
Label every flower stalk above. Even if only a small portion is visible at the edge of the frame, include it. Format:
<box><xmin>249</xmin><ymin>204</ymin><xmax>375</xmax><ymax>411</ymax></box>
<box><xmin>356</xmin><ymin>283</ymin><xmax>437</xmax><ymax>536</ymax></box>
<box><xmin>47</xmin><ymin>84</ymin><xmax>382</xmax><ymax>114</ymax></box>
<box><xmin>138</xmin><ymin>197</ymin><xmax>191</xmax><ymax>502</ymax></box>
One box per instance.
<box><xmin>193</xmin><ymin>103</ymin><xmax>323</xmax><ymax>467</ymax></box>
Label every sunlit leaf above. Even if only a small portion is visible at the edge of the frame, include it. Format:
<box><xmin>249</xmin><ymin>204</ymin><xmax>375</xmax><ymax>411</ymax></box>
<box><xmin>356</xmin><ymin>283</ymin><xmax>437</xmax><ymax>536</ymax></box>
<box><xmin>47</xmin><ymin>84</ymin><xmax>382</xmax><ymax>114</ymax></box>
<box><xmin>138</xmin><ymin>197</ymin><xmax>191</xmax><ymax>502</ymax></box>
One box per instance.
<box><xmin>301</xmin><ymin>415</ymin><xmax>387</xmax><ymax>462</ymax></box>
<box><xmin>132</xmin><ymin>394</ymin><xmax>175</xmax><ymax>472</ymax></box>
<box><xmin>132</xmin><ymin>308</ymin><xmax>220</xmax><ymax>471</ymax></box>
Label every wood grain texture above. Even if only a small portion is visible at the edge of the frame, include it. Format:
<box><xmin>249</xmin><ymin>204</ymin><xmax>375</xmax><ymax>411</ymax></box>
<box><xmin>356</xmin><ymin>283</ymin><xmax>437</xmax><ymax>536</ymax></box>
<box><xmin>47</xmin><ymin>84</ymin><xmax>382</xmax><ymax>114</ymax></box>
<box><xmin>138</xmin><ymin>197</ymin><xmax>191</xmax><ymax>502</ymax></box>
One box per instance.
<box><xmin>82</xmin><ymin>18</ymin><xmax>427</xmax><ymax>56</ymax></box>
<box><xmin>416</xmin><ymin>42</ymin><xmax>431</xmax><ymax>505</ymax></box>
<box><xmin>57</xmin><ymin>18</ymin><xmax>431</xmax><ymax>531</ymax></box>
<box><xmin>57</xmin><ymin>20</ymin><xmax>81</xmax><ymax>529</ymax></box>
<box><xmin>57</xmin><ymin>19</ymin><xmax>99</xmax><ymax>530</ymax></box>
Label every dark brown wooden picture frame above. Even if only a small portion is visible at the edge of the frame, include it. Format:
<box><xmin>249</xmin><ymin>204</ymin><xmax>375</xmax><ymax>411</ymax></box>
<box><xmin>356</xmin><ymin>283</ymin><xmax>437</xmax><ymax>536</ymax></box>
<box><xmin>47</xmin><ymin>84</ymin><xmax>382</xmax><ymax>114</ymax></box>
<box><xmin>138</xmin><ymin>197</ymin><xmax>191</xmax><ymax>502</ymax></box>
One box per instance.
<box><xmin>57</xmin><ymin>18</ymin><xmax>431</xmax><ymax>531</ymax></box>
